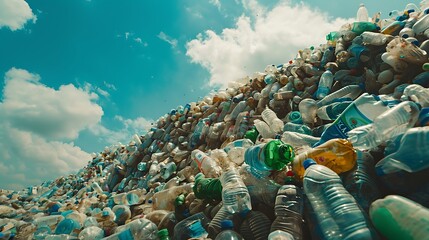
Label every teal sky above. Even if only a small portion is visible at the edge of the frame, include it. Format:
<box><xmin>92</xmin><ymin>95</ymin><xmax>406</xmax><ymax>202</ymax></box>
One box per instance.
<box><xmin>0</xmin><ymin>0</ymin><xmax>422</xmax><ymax>189</ymax></box>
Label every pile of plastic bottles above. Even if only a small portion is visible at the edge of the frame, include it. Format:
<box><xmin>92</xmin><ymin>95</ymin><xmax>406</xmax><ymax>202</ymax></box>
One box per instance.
<box><xmin>2</xmin><ymin>2</ymin><xmax>429</xmax><ymax>240</ymax></box>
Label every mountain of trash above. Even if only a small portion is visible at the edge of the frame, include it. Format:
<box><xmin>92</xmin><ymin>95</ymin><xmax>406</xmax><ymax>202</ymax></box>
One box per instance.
<box><xmin>2</xmin><ymin>2</ymin><xmax>429</xmax><ymax>240</ymax></box>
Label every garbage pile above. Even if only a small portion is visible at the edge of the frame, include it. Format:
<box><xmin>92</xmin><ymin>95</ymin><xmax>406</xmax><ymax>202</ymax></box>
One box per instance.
<box><xmin>2</xmin><ymin>2</ymin><xmax>429</xmax><ymax>240</ymax></box>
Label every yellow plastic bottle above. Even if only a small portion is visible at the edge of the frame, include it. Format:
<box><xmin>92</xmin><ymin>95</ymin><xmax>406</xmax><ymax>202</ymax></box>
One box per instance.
<box><xmin>292</xmin><ymin>138</ymin><xmax>357</xmax><ymax>179</ymax></box>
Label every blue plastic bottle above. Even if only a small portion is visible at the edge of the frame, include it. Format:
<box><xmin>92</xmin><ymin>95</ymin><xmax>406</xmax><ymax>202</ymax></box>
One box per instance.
<box><xmin>303</xmin><ymin>159</ymin><xmax>377</xmax><ymax>240</ymax></box>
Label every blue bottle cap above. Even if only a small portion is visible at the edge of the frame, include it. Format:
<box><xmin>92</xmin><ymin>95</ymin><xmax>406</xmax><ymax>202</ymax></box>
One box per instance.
<box><xmin>221</xmin><ymin>220</ymin><xmax>234</xmax><ymax>229</ymax></box>
<box><xmin>303</xmin><ymin>158</ymin><xmax>317</xmax><ymax>169</ymax></box>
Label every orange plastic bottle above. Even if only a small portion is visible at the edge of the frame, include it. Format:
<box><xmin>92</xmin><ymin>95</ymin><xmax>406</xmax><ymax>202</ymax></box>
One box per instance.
<box><xmin>292</xmin><ymin>138</ymin><xmax>356</xmax><ymax>179</ymax></box>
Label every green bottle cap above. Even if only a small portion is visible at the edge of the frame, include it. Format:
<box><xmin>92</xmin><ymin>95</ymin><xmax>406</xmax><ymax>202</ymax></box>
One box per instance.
<box><xmin>193</xmin><ymin>177</ymin><xmax>222</xmax><ymax>201</ymax></box>
<box><xmin>175</xmin><ymin>194</ymin><xmax>185</xmax><ymax>207</ymax></box>
<box><xmin>158</xmin><ymin>229</ymin><xmax>170</xmax><ymax>240</ymax></box>
<box><xmin>244</xmin><ymin>128</ymin><xmax>259</xmax><ymax>143</ymax></box>
<box><xmin>263</xmin><ymin>140</ymin><xmax>295</xmax><ymax>170</ymax></box>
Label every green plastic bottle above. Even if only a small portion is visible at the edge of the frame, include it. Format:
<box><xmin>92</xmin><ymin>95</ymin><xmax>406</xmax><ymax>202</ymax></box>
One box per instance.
<box><xmin>244</xmin><ymin>139</ymin><xmax>295</xmax><ymax>178</ymax></box>
<box><xmin>351</xmin><ymin>22</ymin><xmax>378</xmax><ymax>35</ymax></box>
<box><xmin>370</xmin><ymin>195</ymin><xmax>429</xmax><ymax>240</ymax></box>
<box><xmin>158</xmin><ymin>229</ymin><xmax>170</xmax><ymax>240</ymax></box>
<box><xmin>244</xmin><ymin>127</ymin><xmax>259</xmax><ymax>143</ymax></box>
<box><xmin>192</xmin><ymin>173</ymin><xmax>223</xmax><ymax>201</ymax></box>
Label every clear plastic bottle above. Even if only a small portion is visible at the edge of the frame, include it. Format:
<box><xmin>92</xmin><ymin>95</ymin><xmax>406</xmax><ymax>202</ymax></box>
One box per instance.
<box><xmin>316</xmin><ymin>70</ymin><xmax>334</xmax><ymax>100</ymax></box>
<box><xmin>370</xmin><ymin>195</ymin><xmax>429</xmax><ymax>240</ymax></box>
<box><xmin>316</xmin><ymin>85</ymin><xmax>362</xmax><ymax>107</ymax></box>
<box><xmin>412</xmin><ymin>13</ymin><xmax>429</xmax><ymax>34</ymax></box>
<box><xmin>356</xmin><ymin>3</ymin><xmax>369</xmax><ymax>22</ymax></box>
<box><xmin>268</xmin><ymin>230</ymin><xmax>295</xmax><ymax>240</ymax></box>
<box><xmin>347</xmin><ymin>101</ymin><xmax>420</xmax><ymax>150</ymax></box>
<box><xmin>360</xmin><ymin>32</ymin><xmax>394</xmax><ymax>46</ymax></box>
<box><xmin>342</xmin><ymin>150</ymin><xmax>381</xmax><ymax>213</ymax></box>
<box><xmin>78</xmin><ymin>226</ymin><xmax>104</xmax><ymax>240</ymax></box>
<box><xmin>375</xmin><ymin>126</ymin><xmax>429</xmax><ymax>175</ymax></box>
<box><xmin>298</xmin><ymin>98</ymin><xmax>317</xmax><ymax>126</ymax></box>
<box><xmin>173</xmin><ymin>212</ymin><xmax>210</xmax><ymax>240</ymax></box>
<box><xmin>281</xmin><ymin>131</ymin><xmax>321</xmax><ymax>149</ymax></box>
<box><xmin>239</xmin><ymin>210</ymin><xmax>272</xmax><ymax>240</ymax></box>
<box><xmin>244</xmin><ymin>140</ymin><xmax>295</xmax><ymax>178</ymax></box>
<box><xmin>401</xmin><ymin>84</ymin><xmax>429</xmax><ymax>107</ymax></box>
<box><xmin>111</xmin><ymin>188</ymin><xmax>147</xmax><ymax>206</ymax></box>
<box><xmin>315</xmin><ymin>93</ymin><xmax>400</xmax><ymax>146</ymax></box>
<box><xmin>223</xmin><ymin>139</ymin><xmax>254</xmax><ymax>165</ymax></box>
<box><xmin>191</xmin><ymin>149</ymin><xmax>222</xmax><ymax>178</ymax></box>
<box><xmin>317</xmin><ymin>101</ymin><xmax>352</xmax><ymax>121</ymax></box>
<box><xmin>262</xmin><ymin>107</ymin><xmax>284</xmax><ymax>133</ymax></box>
<box><xmin>215</xmin><ymin>220</ymin><xmax>243</xmax><ymax>240</ymax></box>
<box><xmin>219</xmin><ymin>168</ymin><xmax>252</xmax><ymax>214</ymax></box>
<box><xmin>151</xmin><ymin>183</ymin><xmax>193</xmax><ymax>211</ymax></box>
<box><xmin>303</xmin><ymin>159</ymin><xmax>376</xmax><ymax>240</ymax></box>
<box><xmin>253</xmin><ymin>119</ymin><xmax>276</xmax><ymax>139</ymax></box>
<box><xmin>104</xmin><ymin>218</ymin><xmax>158</xmax><ymax>240</ymax></box>
<box><xmin>283</xmin><ymin>122</ymin><xmax>312</xmax><ymax>135</ymax></box>
<box><xmin>270</xmin><ymin>174</ymin><xmax>303</xmax><ymax>240</ymax></box>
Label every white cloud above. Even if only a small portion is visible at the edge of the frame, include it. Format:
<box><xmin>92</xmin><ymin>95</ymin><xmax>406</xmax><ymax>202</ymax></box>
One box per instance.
<box><xmin>0</xmin><ymin>0</ymin><xmax>37</xmax><ymax>31</ymax></box>
<box><xmin>89</xmin><ymin>116</ymin><xmax>153</xmax><ymax>145</ymax></box>
<box><xmin>186</xmin><ymin>0</ymin><xmax>353</xmax><ymax>87</ymax></box>
<box><xmin>134</xmin><ymin>37</ymin><xmax>142</xmax><ymax>43</ymax></box>
<box><xmin>104</xmin><ymin>81</ymin><xmax>117</xmax><ymax>91</ymax></box>
<box><xmin>185</xmin><ymin>7</ymin><xmax>203</xmax><ymax>19</ymax></box>
<box><xmin>209</xmin><ymin>0</ymin><xmax>221</xmax><ymax>10</ymax></box>
<box><xmin>158</xmin><ymin>31</ymin><xmax>178</xmax><ymax>48</ymax></box>
<box><xmin>0</xmin><ymin>68</ymin><xmax>104</xmax><ymax>190</ymax></box>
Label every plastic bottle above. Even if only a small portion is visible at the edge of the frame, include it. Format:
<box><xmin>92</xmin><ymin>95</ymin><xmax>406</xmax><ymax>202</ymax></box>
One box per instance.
<box><xmin>223</xmin><ymin>139</ymin><xmax>254</xmax><ymax>165</ymax></box>
<box><xmin>253</xmin><ymin>119</ymin><xmax>276</xmax><ymax>139</ymax></box>
<box><xmin>173</xmin><ymin>212</ymin><xmax>210</xmax><ymax>240</ymax></box>
<box><xmin>104</xmin><ymin>218</ymin><xmax>158</xmax><ymax>240</ymax></box>
<box><xmin>191</xmin><ymin>149</ymin><xmax>222</xmax><ymax>178</ymax></box>
<box><xmin>192</xmin><ymin>173</ymin><xmax>222</xmax><ymax>201</ymax></box>
<box><xmin>78</xmin><ymin>226</ymin><xmax>104</xmax><ymax>240</ymax></box>
<box><xmin>158</xmin><ymin>229</ymin><xmax>170</xmax><ymax>240</ymax></box>
<box><xmin>314</xmin><ymin>93</ymin><xmax>400</xmax><ymax>146</ymax></box>
<box><xmin>151</xmin><ymin>183</ymin><xmax>193</xmax><ymax>211</ymax></box>
<box><xmin>262</xmin><ymin>107</ymin><xmax>284</xmax><ymax>133</ymax></box>
<box><xmin>375</xmin><ymin>126</ymin><xmax>429</xmax><ymax>175</ymax></box>
<box><xmin>401</xmin><ymin>84</ymin><xmax>429</xmax><ymax>107</ymax></box>
<box><xmin>293</xmin><ymin>138</ymin><xmax>357</xmax><ymax>180</ymax></box>
<box><xmin>351</xmin><ymin>22</ymin><xmax>378</xmax><ymax>35</ymax></box>
<box><xmin>342</xmin><ymin>150</ymin><xmax>381</xmax><ymax>213</ymax></box>
<box><xmin>281</xmin><ymin>131</ymin><xmax>321</xmax><ymax>148</ymax></box>
<box><xmin>317</xmin><ymin>101</ymin><xmax>351</xmax><ymax>121</ymax></box>
<box><xmin>283</xmin><ymin>122</ymin><xmax>312</xmax><ymax>135</ymax></box>
<box><xmin>356</xmin><ymin>4</ymin><xmax>369</xmax><ymax>22</ymax></box>
<box><xmin>316</xmin><ymin>85</ymin><xmax>362</xmax><ymax>107</ymax></box>
<box><xmin>160</xmin><ymin>162</ymin><xmax>177</xmax><ymax>180</ymax></box>
<box><xmin>284</xmin><ymin>111</ymin><xmax>302</xmax><ymax>124</ymax></box>
<box><xmin>111</xmin><ymin>188</ymin><xmax>147</xmax><ymax>206</ymax></box>
<box><xmin>412</xmin><ymin>13</ymin><xmax>429</xmax><ymax>34</ymax></box>
<box><xmin>347</xmin><ymin>101</ymin><xmax>420</xmax><ymax>150</ymax></box>
<box><xmin>244</xmin><ymin>139</ymin><xmax>295</xmax><ymax>178</ymax></box>
<box><xmin>359</xmin><ymin>32</ymin><xmax>393</xmax><ymax>46</ymax></box>
<box><xmin>215</xmin><ymin>220</ymin><xmax>243</xmax><ymax>240</ymax></box>
<box><xmin>268</xmin><ymin>230</ymin><xmax>295</xmax><ymax>240</ymax></box>
<box><xmin>320</xmin><ymin>47</ymin><xmax>334</xmax><ymax>69</ymax></box>
<box><xmin>270</xmin><ymin>172</ymin><xmax>303</xmax><ymax>240</ymax></box>
<box><xmin>240</xmin><ymin>165</ymin><xmax>280</xmax><ymax>207</ymax></box>
<box><xmin>303</xmin><ymin>159</ymin><xmax>376</xmax><ymax>240</ymax></box>
<box><xmin>298</xmin><ymin>98</ymin><xmax>317</xmax><ymax>126</ymax></box>
<box><xmin>370</xmin><ymin>195</ymin><xmax>429</xmax><ymax>240</ymax></box>
<box><xmin>220</xmin><ymin>167</ymin><xmax>252</xmax><ymax>214</ymax></box>
<box><xmin>239</xmin><ymin>210</ymin><xmax>272</xmax><ymax>240</ymax></box>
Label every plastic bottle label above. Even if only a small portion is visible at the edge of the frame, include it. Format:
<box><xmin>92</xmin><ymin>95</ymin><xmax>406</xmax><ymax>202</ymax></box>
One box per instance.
<box><xmin>333</xmin><ymin>104</ymin><xmax>372</xmax><ymax>138</ymax></box>
<box><xmin>194</xmin><ymin>152</ymin><xmax>207</xmax><ymax>171</ymax></box>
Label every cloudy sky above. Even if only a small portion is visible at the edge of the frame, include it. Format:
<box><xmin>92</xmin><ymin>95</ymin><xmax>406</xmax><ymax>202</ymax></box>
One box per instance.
<box><xmin>0</xmin><ymin>0</ymin><xmax>421</xmax><ymax>190</ymax></box>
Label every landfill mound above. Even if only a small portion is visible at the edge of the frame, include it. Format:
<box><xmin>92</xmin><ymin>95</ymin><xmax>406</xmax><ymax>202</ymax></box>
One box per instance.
<box><xmin>2</xmin><ymin>2</ymin><xmax>429</xmax><ymax>240</ymax></box>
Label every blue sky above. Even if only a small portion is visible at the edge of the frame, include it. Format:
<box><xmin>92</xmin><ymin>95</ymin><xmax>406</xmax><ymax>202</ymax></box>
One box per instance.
<box><xmin>0</xmin><ymin>0</ymin><xmax>421</xmax><ymax>189</ymax></box>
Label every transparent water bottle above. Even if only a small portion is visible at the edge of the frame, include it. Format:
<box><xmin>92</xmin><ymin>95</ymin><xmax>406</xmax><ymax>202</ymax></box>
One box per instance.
<box><xmin>268</xmin><ymin>230</ymin><xmax>295</xmax><ymax>240</ymax></box>
<box><xmin>316</xmin><ymin>70</ymin><xmax>334</xmax><ymax>100</ymax></box>
<box><xmin>316</xmin><ymin>85</ymin><xmax>362</xmax><ymax>107</ymax></box>
<box><xmin>215</xmin><ymin>220</ymin><xmax>243</xmax><ymax>240</ymax></box>
<box><xmin>370</xmin><ymin>195</ymin><xmax>429</xmax><ymax>240</ymax></box>
<box><xmin>315</xmin><ymin>93</ymin><xmax>400</xmax><ymax>146</ymax></box>
<box><xmin>244</xmin><ymin>139</ymin><xmax>295</xmax><ymax>178</ymax></box>
<box><xmin>375</xmin><ymin>126</ymin><xmax>429</xmax><ymax>175</ymax></box>
<box><xmin>347</xmin><ymin>101</ymin><xmax>421</xmax><ymax>150</ymax></box>
<box><xmin>191</xmin><ymin>149</ymin><xmax>222</xmax><ymax>178</ymax></box>
<box><xmin>303</xmin><ymin>159</ymin><xmax>376</xmax><ymax>240</ymax></box>
<box><xmin>219</xmin><ymin>168</ymin><xmax>252</xmax><ymax>214</ymax></box>
<box><xmin>298</xmin><ymin>98</ymin><xmax>317</xmax><ymax>126</ymax></box>
<box><xmin>342</xmin><ymin>150</ymin><xmax>381</xmax><ymax>213</ymax></box>
<box><xmin>262</xmin><ymin>107</ymin><xmax>284</xmax><ymax>133</ymax></box>
<box><xmin>253</xmin><ymin>119</ymin><xmax>276</xmax><ymax>139</ymax></box>
<box><xmin>401</xmin><ymin>84</ymin><xmax>429</xmax><ymax>107</ymax></box>
<box><xmin>270</xmin><ymin>173</ymin><xmax>303</xmax><ymax>240</ymax></box>
<box><xmin>317</xmin><ymin>101</ymin><xmax>352</xmax><ymax>121</ymax></box>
